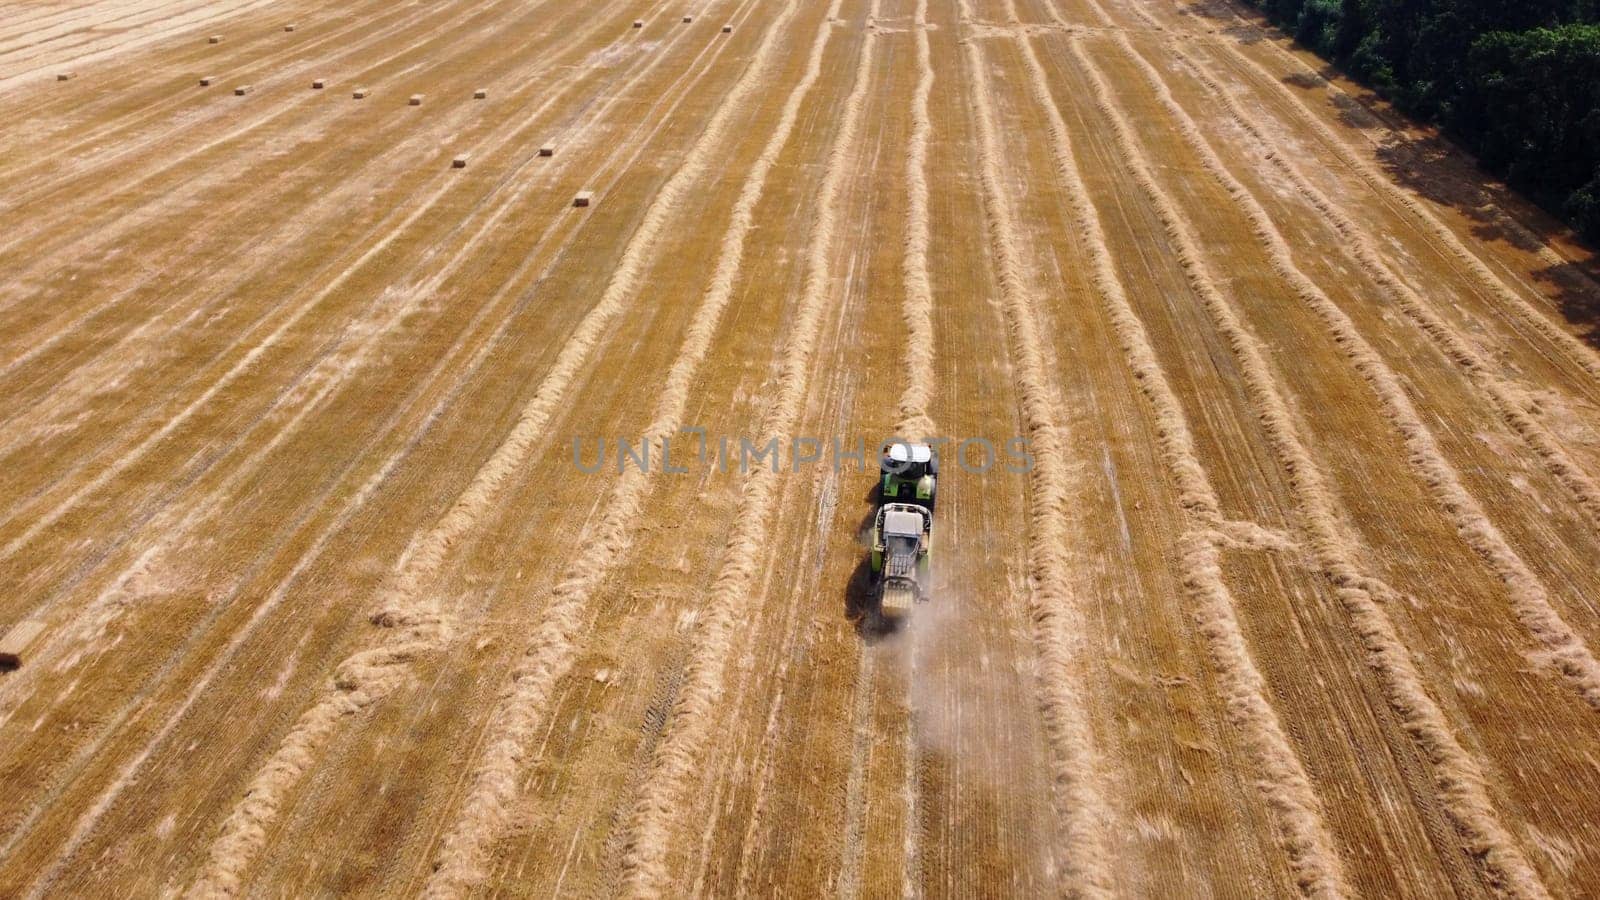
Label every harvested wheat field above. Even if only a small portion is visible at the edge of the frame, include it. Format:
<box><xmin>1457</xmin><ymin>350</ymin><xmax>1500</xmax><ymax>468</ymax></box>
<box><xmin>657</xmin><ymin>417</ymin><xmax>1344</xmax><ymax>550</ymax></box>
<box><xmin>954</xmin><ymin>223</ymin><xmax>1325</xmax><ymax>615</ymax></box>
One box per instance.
<box><xmin>3</xmin><ymin>0</ymin><xmax>1600</xmax><ymax>895</ymax></box>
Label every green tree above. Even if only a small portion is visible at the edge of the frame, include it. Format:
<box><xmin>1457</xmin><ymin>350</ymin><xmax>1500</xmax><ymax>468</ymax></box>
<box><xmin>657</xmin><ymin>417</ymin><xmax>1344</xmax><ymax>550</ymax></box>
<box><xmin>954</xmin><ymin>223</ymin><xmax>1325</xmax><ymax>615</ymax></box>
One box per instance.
<box><xmin>1461</xmin><ymin>24</ymin><xmax>1600</xmax><ymax>217</ymax></box>
<box><xmin>1241</xmin><ymin>0</ymin><xmax>1600</xmax><ymax>241</ymax></box>
<box><xmin>1296</xmin><ymin>0</ymin><xmax>1344</xmax><ymax>54</ymax></box>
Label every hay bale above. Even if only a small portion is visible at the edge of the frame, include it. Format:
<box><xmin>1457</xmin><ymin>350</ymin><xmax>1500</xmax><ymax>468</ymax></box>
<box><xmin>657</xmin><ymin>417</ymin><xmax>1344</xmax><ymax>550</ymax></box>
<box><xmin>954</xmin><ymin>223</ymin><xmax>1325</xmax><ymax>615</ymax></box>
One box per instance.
<box><xmin>0</xmin><ymin>620</ymin><xmax>45</xmax><ymax>668</ymax></box>
<box><xmin>682</xmin><ymin>15</ymin><xmax>693</xmax><ymax>22</ymax></box>
<box><xmin>473</xmin><ymin>88</ymin><xmax>487</xmax><ymax>99</ymax></box>
<box><xmin>311</xmin><ymin>78</ymin><xmax>325</xmax><ymax>89</ymax></box>
<box><xmin>633</xmin><ymin>19</ymin><xmax>644</xmax><ymax>28</ymax></box>
<box><xmin>208</xmin><ymin>35</ymin><xmax>221</xmax><ymax>44</ymax></box>
<box><xmin>452</xmin><ymin>155</ymin><xmax>468</xmax><ymax>168</ymax></box>
<box><xmin>283</xmin><ymin>23</ymin><xmax>296</xmax><ymax>31</ymax></box>
<box><xmin>721</xmin><ymin>24</ymin><xmax>732</xmax><ymax>32</ymax></box>
<box><xmin>199</xmin><ymin>75</ymin><xmax>214</xmax><ymax>86</ymax></box>
<box><xmin>409</xmin><ymin>94</ymin><xmax>423</xmax><ymax>106</ymax></box>
<box><xmin>57</xmin><ymin>72</ymin><xmax>74</xmax><ymax>82</ymax></box>
<box><xmin>234</xmin><ymin>85</ymin><xmax>251</xmax><ymax>95</ymax></box>
<box><xmin>574</xmin><ymin>191</ymin><xmax>594</xmax><ymax>207</ymax></box>
<box><xmin>538</xmin><ymin>145</ymin><xmax>554</xmax><ymax>157</ymax></box>
<box><xmin>352</xmin><ymin>88</ymin><xmax>368</xmax><ymax>99</ymax></box>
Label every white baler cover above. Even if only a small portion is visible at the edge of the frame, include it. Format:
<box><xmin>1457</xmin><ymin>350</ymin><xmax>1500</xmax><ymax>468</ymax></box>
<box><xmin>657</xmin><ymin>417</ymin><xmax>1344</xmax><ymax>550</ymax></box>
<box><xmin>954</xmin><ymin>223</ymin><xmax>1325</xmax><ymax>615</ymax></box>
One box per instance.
<box><xmin>886</xmin><ymin>442</ymin><xmax>933</xmax><ymax>464</ymax></box>
<box><xmin>883</xmin><ymin>508</ymin><xmax>924</xmax><ymax>538</ymax></box>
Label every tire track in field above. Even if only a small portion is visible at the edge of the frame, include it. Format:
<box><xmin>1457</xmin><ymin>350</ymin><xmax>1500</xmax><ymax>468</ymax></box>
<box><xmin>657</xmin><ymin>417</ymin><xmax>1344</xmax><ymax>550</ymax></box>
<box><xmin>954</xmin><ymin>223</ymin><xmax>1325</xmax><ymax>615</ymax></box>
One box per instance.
<box><xmin>1084</xmin><ymin>28</ymin><xmax>1551</xmax><ymax>899</ymax></box>
<box><xmin>1146</xmin><ymin>42</ymin><xmax>1600</xmax><ymax>534</ymax></box>
<box><xmin>1108</xmin><ymin>0</ymin><xmax>1600</xmax><ymax>388</ymax></box>
<box><xmin>835</xmin><ymin>649</ymin><xmax>878</xmax><ymax>900</ymax></box>
<box><xmin>417</xmin><ymin>1</ymin><xmax>826</xmax><ymax>893</ymax></box>
<box><xmin>613</xmin><ymin>3</ymin><xmax>873</xmax><ymax>893</ymax></box>
<box><xmin>953</xmin><ymin>3</ymin><xmax>1123</xmax><ymax>893</ymax></box>
<box><xmin>1065</xmin><ymin>28</ymin><xmax>1600</xmax><ymax>713</ymax></box>
<box><xmin>1001</xmin><ymin>7</ymin><xmax>1348</xmax><ymax>893</ymax></box>
<box><xmin>0</xmin><ymin>0</ymin><xmax>713</xmax><ymax>878</ymax></box>
<box><xmin>183</xmin><ymin>4</ymin><xmax>796</xmax><ymax>894</ymax></box>
<box><xmin>901</xmin><ymin>691</ymin><xmax>922</xmax><ymax>898</ymax></box>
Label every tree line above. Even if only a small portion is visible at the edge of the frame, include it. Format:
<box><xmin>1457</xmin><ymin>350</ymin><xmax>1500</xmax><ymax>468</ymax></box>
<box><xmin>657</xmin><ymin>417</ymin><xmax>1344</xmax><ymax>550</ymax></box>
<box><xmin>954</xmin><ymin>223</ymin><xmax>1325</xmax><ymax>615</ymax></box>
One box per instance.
<box><xmin>1246</xmin><ymin>0</ymin><xmax>1600</xmax><ymax>242</ymax></box>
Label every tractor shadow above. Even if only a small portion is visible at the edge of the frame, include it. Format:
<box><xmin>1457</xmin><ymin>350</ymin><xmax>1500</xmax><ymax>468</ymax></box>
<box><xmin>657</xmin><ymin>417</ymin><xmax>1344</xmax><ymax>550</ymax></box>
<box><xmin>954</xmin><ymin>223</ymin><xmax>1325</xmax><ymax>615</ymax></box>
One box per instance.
<box><xmin>851</xmin><ymin>479</ymin><xmax>881</xmax><ymax>544</ymax></box>
<box><xmin>844</xmin><ymin>555</ymin><xmax>905</xmax><ymax>644</ymax></box>
<box><xmin>844</xmin><ymin>480</ymin><xmax>904</xmax><ymax>643</ymax></box>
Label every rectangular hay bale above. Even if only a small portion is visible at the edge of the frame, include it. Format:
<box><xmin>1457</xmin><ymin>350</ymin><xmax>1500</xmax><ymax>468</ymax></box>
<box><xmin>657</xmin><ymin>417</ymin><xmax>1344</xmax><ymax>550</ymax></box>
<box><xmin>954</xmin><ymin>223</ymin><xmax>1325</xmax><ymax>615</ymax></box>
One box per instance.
<box><xmin>721</xmin><ymin>24</ymin><xmax>732</xmax><ymax>32</ymax></box>
<box><xmin>57</xmin><ymin>72</ymin><xmax>74</xmax><ymax>81</ymax></box>
<box><xmin>473</xmin><ymin>88</ymin><xmax>487</xmax><ymax>99</ymax></box>
<box><xmin>538</xmin><ymin>145</ymin><xmax>554</xmax><ymax>157</ymax></box>
<box><xmin>452</xmin><ymin>155</ymin><xmax>468</xmax><ymax>168</ymax></box>
<box><xmin>0</xmin><ymin>620</ymin><xmax>46</xmax><ymax>668</ymax></box>
<box><xmin>633</xmin><ymin>19</ymin><xmax>644</xmax><ymax>27</ymax></box>
<box><xmin>284</xmin><ymin>23</ymin><xmax>296</xmax><ymax>31</ymax></box>
<box><xmin>573</xmin><ymin>191</ymin><xmax>594</xmax><ymax>207</ymax></box>
<box><xmin>352</xmin><ymin>88</ymin><xmax>368</xmax><ymax>99</ymax></box>
<box><xmin>682</xmin><ymin>15</ymin><xmax>693</xmax><ymax>22</ymax></box>
<box><xmin>208</xmin><ymin>35</ymin><xmax>221</xmax><ymax>44</ymax></box>
<box><xmin>409</xmin><ymin>94</ymin><xmax>423</xmax><ymax>106</ymax></box>
<box><xmin>234</xmin><ymin>85</ymin><xmax>251</xmax><ymax>95</ymax></box>
<box><xmin>312</xmin><ymin>78</ymin><xmax>325</xmax><ymax>89</ymax></box>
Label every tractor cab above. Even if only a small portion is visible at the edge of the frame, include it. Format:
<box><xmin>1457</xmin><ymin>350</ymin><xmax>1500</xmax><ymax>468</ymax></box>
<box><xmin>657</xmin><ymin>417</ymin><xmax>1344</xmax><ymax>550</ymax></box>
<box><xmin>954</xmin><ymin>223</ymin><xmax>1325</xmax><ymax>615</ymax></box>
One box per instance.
<box><xmin>879</xmin><ymin>442</ymin><xmax>937</xmax><ymax>511</ymax></box>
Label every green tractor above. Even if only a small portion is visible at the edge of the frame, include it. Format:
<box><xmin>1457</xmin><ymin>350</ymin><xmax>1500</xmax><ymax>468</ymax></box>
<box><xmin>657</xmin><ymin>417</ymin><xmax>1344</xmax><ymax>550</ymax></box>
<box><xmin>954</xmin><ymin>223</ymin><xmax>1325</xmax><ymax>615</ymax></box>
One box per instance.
<box><xmin>879</xmin><ymin>442</ymin><xmax>937</xmax><ymax>511</ymax></box>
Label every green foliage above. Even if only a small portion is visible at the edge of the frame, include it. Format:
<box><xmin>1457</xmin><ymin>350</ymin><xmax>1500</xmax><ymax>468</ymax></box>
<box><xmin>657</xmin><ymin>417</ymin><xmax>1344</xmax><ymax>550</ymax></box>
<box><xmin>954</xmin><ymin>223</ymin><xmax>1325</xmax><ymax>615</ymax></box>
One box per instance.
<box><xmin>1243</xmin><ymin>0</ymin><xmax>1600</xmax><ymax>242</ymax></box>
<box><xmin>1462</xmin><ymin>26</ymin><xmax>1600</xmax><ymax>188</ymax></box>
<box><xmin>1296</xmin><ymin>0</ymin><xmax>1344</xmax><ymax>54</ymax></box>
<box><xmin>1346</xmin><ymin>27</ymin><xmax>1396</xmax><ymax>90</ymax></box>
<box><xmin>1570</xmin><ymin>173</ymin><xmax>1600</xmax><ymax>239</ymax></box>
